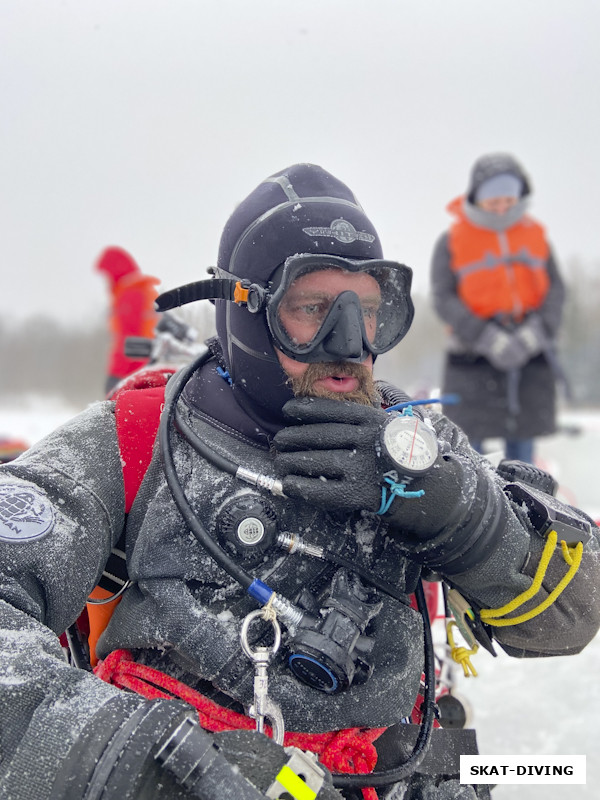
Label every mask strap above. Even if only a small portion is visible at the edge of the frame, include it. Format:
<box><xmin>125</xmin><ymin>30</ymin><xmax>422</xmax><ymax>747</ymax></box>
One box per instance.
<box><xmin>156</xmin><ymin>276</ymin><xmax>241</xmax><ymax>312</ymax></box>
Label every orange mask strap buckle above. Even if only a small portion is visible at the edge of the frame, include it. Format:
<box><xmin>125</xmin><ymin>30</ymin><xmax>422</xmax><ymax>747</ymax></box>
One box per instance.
<box><xmin>234</xmin><ymin>281</ymin><xmax>249</xmax><ymax>305</ymax></box>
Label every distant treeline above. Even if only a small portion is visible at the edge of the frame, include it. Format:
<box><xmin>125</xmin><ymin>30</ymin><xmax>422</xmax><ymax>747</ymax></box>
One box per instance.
<box><xmin>557</xmin><ymin>259</ymin><xmax>600</xmax><ymax>407</ymax></box>
<box><xmin>1</xmin><ymin>314</ymin><xmax>110</xmax><ymax>406</ymax></box>
<box><xmin>0</xmin><ymin>302</ymin><xmax>217</xmax><ymax>407</ymax></box>
<box><xmin>2</xmin><ymin>262</ymin><xmax>600</xmax><ymax>408</ymax></box>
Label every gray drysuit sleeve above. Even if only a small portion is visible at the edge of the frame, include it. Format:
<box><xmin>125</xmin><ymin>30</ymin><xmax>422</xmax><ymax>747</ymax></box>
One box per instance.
<box><xmin>0</xmin><ymin>402</ymin><xmax>335</xmax><ymax>800</ymax></box>
<box><xmin>428</xmin><ymin>412</ymin><xmax>600</xmax><ymax>658</ymax></box>
<box><xmin>0</xmin><ymin>403</ymin><xmax>147</xmax><ymax>796</ymax></box>
<box><xmin>0</xmin><ymin>403</ymin><xmax>200</xmax><ymax>799</ymax></box>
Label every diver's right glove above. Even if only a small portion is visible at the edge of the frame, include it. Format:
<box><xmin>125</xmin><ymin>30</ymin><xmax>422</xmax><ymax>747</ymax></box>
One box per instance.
<box><xmin>274</xmin><ymin>397</ymin><xmax>509</xmax><ymax>575</ymax></box>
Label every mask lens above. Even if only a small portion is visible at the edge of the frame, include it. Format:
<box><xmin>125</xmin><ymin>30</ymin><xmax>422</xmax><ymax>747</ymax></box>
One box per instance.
<box><xmin>363</xmin><ymin>263</ymin><xmax>412</xmax><ymax>351</ymax></box>
<box><xmin>276</xmin><ymin>268</ymin><xmax>380</xmax><ymax>348</ymax></box>
<box><xmin>269</xmin><ymin>257</ymin><xmax>413</xmax><ymax>358</ymax></box>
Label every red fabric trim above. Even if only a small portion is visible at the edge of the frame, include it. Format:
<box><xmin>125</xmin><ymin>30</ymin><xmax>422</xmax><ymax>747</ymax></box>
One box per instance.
<box><xmin>115</xmin><ymin>387</ymin><xmax>165</xmax><ymax>512</ymax></box>
<box><xmin>96</xmin><ymin>649</ymin><xmax>385</xmax><ymax>799</ymax></box>
<box><xmin>112</xmin><ymin>368</ymin><xmax>175</xmax><ymax>512</ymax></box>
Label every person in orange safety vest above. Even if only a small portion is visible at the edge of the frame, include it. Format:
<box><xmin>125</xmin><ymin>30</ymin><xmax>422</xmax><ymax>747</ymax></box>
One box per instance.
<box><xmin>430</xmin><ymin>153</ymin><xmax>567</xmax><ymax>464</ymax></box>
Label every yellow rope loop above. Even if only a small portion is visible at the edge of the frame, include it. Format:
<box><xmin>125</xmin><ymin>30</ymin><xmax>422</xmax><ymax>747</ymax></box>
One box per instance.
<box><xmin>446</xmin><ymin>621</ymin><xmax>479</xmax><ymax>678</ymax></box>
<box><xmin>480</xmin><ymin>531</ymin><xmax>584</xmax><ymax>628</ymax></box>
<box><xmin>561</xmin><ymin>538</ymin><xmax>580</xmax><ymax>567</ymax></box>
<box><xmin>481</xmin><ymin>530</ymin><xmax>557</xmax><ymax>621</ymax></box>
<box><xmin>451</xmin><ymin>646</ymin><xmax>479</xmax><ymax>678</ymax></box>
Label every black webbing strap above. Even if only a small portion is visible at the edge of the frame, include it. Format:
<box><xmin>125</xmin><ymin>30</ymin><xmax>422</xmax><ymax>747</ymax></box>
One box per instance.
<box><xmin>375</xmin><ymin>724</ymin><xmax>479</xmax><ymax>775</ymax></box>
<box><xmin>156</xmin><ymin>279</ymin><xmax>237</xmax><ymax>311</ymax></box>
<box><xmin>97</xmin><ymin>531</ymin><xmax>129</xmax><ymax>595</ymax></box>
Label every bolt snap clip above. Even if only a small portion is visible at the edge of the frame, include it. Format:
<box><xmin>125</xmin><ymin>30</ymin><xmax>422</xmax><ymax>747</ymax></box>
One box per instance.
<box><xmin>240</xmin><ymin>608</ymin><xmax>285</xmax><ymax>745</ymax></box>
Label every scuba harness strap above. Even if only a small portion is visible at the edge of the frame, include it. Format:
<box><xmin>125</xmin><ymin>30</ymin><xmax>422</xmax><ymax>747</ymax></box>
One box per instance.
<box><xmin>85</xmin><ymin>372</ymin><xmax>171</xmax><ymax>666</ymax></box>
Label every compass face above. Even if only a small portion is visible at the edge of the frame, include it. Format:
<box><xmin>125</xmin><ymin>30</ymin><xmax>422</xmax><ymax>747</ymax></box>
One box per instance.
<box><xmin>382</xmin><ymin>415</ymin><xmax>438</xmax><ymax>476</ymax></box>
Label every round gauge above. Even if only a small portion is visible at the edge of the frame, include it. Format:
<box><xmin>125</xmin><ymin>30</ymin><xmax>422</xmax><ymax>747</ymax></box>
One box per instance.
<box><xmin>381</xmin><ymin>414</ymin><xmax>439</xmax><ymax>477</ymax></box>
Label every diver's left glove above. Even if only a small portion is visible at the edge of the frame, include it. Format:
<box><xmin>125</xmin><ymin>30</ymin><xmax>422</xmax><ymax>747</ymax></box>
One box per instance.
<box><xmin>273</xmin><ymin>397</ymin><xmax>508</xmax><ymax>574</ymax></box>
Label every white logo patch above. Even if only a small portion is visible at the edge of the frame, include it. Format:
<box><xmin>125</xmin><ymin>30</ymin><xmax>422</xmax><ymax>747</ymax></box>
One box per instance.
<box><xmin>0</xmin><ymin>484</ymin><xmax>55</xmax><ymax>542</ymax></box>
<box><xmin>302</xmin><ymin>218</ymin><xmax>376</xmax><ymax>244</ymax></box>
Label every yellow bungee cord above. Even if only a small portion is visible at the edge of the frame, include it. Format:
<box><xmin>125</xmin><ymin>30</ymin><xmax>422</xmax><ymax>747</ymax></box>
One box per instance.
<box><xmin>480</xmin><ymin>529</ymin><xmax>583</xmax><ymax>627</ymax></box>
<box><xmin>446</xmin><ymin>619</ymin><xmax>479</xmax><ymax>677</ymax></box>
<box><xmin>446</xmin><ymin>529</ymin><xmax>583</xmax><ymax>674</ymax></box>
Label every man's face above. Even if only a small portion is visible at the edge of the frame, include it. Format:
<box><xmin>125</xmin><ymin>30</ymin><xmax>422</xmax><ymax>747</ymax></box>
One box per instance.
<box><xmin>274</xmin><ymin>268</ymin><xmax>380</xmax><ymax>404</ymax></box>
<box><xmin>477</xmin><ymin>195</ymin><xmax>519</xmax><ymax>215</ymax></box>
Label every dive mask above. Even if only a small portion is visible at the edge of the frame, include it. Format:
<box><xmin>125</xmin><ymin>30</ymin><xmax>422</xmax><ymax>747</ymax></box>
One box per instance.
<box><xmin>155</xmin><ymin>254</ymin><xmax>414</xmax><ymax>363</ymax></box>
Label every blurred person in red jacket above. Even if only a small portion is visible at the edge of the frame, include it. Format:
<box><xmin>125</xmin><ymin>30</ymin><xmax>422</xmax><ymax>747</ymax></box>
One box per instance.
<box><xmin>95</xmin><ymin>247</ymin><xmax>160</xmax><ymax>394</ymax></box>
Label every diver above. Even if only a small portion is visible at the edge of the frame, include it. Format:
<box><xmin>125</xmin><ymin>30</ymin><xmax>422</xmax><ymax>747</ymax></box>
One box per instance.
<box><xmin>0</xmin><ymin>163</ymin><xmax>598</xmax><ymax>800</ymax></box>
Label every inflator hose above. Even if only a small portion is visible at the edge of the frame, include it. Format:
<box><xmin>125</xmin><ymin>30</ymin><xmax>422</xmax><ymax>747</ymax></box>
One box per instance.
<box><xmin>50</xmin><ymin>697</ymin><xmax>277</xmax><ymax>800</ymax></box>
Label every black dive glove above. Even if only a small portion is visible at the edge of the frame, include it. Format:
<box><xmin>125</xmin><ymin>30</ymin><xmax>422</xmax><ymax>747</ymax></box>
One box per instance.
<box><xmin>273</xmin><ymin>397</ymin><xmax>505</xmax><ymax>574</ymax></box>
<box><xmin>274</xmin><ymin>397</ymin><xmax>393</xmax><ymax>513</ymax></box>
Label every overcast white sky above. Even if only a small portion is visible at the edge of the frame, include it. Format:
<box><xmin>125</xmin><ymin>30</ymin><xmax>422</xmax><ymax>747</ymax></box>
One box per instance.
<box><xmin>2</xmin><ymin>0</ymin><xmax>600</xmax><ymax>325</ymax></box>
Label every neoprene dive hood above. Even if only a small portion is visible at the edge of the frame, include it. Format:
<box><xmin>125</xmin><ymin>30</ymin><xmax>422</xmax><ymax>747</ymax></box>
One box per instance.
<box><xmin>214</xmin><ymin>163</ymin><xmax>390</xmax><ymax>420</ymax></box>
<box><xmin>155</xmin><ymin>164</ymin><xmax>415</xmax><ymax>430</ymax></box>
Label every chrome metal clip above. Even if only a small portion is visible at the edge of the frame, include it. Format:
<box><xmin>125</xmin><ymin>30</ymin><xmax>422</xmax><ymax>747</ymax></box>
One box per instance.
<box><xmin>240</xmin><ymin>608</ymin><xmax>285</xmax><ymax>745</ymax></box>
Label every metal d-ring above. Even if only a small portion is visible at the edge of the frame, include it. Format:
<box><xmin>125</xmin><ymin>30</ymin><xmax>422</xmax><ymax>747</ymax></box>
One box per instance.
<box><xmin>240</xmin><ymin>608</ymin><xmax>281</xmax><ymax>661</ymax></box>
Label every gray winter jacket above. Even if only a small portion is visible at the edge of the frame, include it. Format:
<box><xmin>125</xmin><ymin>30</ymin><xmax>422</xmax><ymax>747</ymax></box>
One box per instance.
<box><xmin>0</xmin><ymin>388</ymin><xmax>599</xmax><ymax>799</ymax></box>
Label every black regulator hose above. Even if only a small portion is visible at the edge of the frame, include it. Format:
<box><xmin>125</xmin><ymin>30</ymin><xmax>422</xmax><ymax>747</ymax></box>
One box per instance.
<box><xmin>174</xmin><ymin>403</ymin><xmax>240</xmax><ymax>476</ymax></box>
<box><xmin>159</xmin><ymin>347</ymin><xmax>254</xmax><ymax>591</ymax></box>
<box><xmin>376</xmin><ymin>380</ymin><xmax>413</xmax><ymax>409</ymax></box>
<box><xmin>332</xmin><ymin>579</ymin><xmax>436</xmax><ymax>790</ymax></box>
